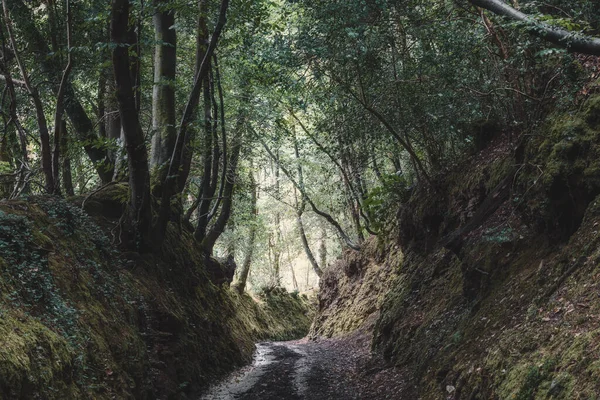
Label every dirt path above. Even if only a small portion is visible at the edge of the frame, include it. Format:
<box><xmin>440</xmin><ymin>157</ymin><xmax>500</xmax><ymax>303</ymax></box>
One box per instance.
<box><xmin>200</xmin><ymin>333</ymin><xmax>416</xmax><ymax>400</ymax></box>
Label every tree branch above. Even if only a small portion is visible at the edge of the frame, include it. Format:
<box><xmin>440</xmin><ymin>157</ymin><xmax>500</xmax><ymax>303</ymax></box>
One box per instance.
<box><xmin>254</xmin><ymin>126</ymin><xmax>360</xmax><ymax>251</ymax></box>
<box><xmin>471</xmin><ymin>0</ymin><xmax>600</xmax><ymax>55</ymax></box>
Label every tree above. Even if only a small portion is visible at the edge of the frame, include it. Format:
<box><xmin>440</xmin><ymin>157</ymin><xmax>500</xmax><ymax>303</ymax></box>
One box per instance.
<box><xmin>109</xmin><ymin>0</ymin><xmax>229</xmax><ymax>250</ymax></box>
<box><xmin>235</xmin><ymin>168</ymin><xmax>258</xmax><ymax>294</ymax></box>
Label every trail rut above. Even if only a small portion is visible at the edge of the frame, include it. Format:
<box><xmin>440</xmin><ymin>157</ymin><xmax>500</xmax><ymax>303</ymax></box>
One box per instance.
<box><xmin>200</xmin><ymin>334</ymin><xmax>415</xmax><ymax>400</ymax></box>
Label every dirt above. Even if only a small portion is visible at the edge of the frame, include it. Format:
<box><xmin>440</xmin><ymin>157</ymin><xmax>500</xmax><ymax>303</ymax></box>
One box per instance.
<box><xmin>200</xmin><ymin>331</ymin><xmax>416</xmax><ymax>400</ymax></box>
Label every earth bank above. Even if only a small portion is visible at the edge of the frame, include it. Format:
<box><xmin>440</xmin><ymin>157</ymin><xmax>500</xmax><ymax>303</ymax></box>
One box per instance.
<box><xmin>0</xmin><ymin>186</ymin><xmax>313</xmax><ymax>399</ymax></box>
<box><xmin>311</xmin><ymin>95</ymin><xmax>600</xmax><ymax>399</ymax></box>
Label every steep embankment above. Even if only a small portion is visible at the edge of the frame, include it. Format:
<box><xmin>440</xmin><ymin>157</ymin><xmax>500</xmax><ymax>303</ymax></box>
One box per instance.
<box><xmin>310</xmin><ymin>239</ymin><xmax>401</xmax><ymax>338</ymax></box>
<box><xmin>312</xmin><ymin>96</ymin><xmax>600</xmax><ymax>399</ymax></box>
<box><xmin>0</xmin><ymin>186</ymin><xmax>313</xmax><ymax>399</ymax></box>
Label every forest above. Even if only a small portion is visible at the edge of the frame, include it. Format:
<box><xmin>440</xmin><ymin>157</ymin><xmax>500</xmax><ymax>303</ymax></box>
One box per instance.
<box><xmin>1</xmin><ymin>0</ymin><xmax>600</xmax><ymax>398</ymax></box>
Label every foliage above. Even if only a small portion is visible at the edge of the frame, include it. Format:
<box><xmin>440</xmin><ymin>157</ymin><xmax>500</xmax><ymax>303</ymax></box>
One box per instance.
<box><xmin>363</xmin><ymin>174</ymin><xmax>411</xmax><ymax>231</ymax></box>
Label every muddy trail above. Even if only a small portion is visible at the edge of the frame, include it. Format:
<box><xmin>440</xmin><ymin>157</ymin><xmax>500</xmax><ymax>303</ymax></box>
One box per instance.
<box><xmin>200</xmin><ymin>333</ymin><xmax>416</xmax><ymax>400</ymax></box>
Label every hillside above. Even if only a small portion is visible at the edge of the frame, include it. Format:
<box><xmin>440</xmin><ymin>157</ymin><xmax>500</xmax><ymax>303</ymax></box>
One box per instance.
<box><xmin>310</xmin><ymin>95</ymin><xmax>600</xmax><ymax>399</ymax></box>
<box><xmin>0</xmin><ymin>186</ymin><xmax>313</xmax><ymax>399</ymax></box>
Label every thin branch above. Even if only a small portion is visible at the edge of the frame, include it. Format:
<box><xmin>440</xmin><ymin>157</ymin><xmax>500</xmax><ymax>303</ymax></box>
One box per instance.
<box><xmin>286</xmin><ymin>107</ymin><xmax>378</xmax><ymax>236</ymax></box>
<box><xmin>0</xmin><ymin>74</ymin><xmax>26</xmax><ymax>88</ymax></box>
<box><xmin>253</xmin><ymin>125</ymin><xmax>360</xmax><ymax>251</ymax></box>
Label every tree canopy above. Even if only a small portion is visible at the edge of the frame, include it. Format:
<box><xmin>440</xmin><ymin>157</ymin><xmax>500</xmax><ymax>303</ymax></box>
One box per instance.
<box><xmin>0</xmin><ymin>0</ymin><xmax>598</xmax><ymax>291</ymax></box>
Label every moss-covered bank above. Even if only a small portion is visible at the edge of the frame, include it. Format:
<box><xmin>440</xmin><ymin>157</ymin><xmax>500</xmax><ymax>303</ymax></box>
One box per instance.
<box><xmin>312</xmin><ymin>95</ymin><xmax>600</xmax><ymax>399</ymax></box>
<box><xmin>0</xmin><ymin>189</ymin><xmax>313</xmax><ymax>399</ymax></box>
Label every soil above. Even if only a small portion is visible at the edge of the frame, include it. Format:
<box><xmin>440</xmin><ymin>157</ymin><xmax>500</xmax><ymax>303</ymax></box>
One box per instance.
<box><xmin>200</xmin><ymin>330</ymin><xmax>416</xmax><ymax>400</ymax></box>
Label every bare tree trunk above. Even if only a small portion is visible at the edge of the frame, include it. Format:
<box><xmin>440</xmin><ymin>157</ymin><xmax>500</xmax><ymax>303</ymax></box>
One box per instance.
<box><xmin>149</xmin><ymin>0</ymin><xmax>177</xmax><ymax>194</ymax></box>
<box><xmin>111</xmin><ymin>0</ymin><xmax>152</xmax><ymax>250</ymax></box>
<box><xmin>51</xmin><ymin>0</ymin><xmax>73</xmax><ymax>195</ymax></box>
<box><xmin>235</xmin><ymin>169</ymin><xmax>257</xmax><ymax>294</ymax></box>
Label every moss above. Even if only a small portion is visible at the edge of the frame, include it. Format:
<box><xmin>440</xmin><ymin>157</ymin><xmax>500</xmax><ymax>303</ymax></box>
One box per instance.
<box><xmin>582</xmin><ymin>94</ymin><xmax>600</xmax><ymax>129</ymax></box>
<box><xmin>0</xmin><ymin>312</ymin><xmax>79</xmax><ymax>399</ymax></box>
<box><xmin>312</xmin><ymin>244</ymin><xmax>402</xmax><ymax>338</ymax></box>
<box><xmin>356</xmin><ymin>95</ymin><xmax>600</xmax><ymax>399</ymax></box>
<box><xmin>0</xmin><ymin>194</ymin><xmax>315</xmax><ymax>398</ymax></box>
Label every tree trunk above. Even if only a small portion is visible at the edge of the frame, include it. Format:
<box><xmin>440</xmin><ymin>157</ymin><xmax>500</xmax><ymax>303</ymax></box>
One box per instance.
<box><xmin>235</xmin><ymin>169</ymin><xmax>257</xmax><ymax>294</ymax></box>
<box><xmin>2</xmin><ymin>0</ymin><xmax>54</xmax><ymax>193</ymax></box>
<box><xmin>194</xmin><ymin>73</ymin><xmax>215</xmax><ymax>242</ymax></box>
<box><xmin>290</xmin><ymin>262</ymin><xmax>299</xmax><ymax>291</ymax></box>
<box><xmin>207</xmin><ymin>54</ymin><xmax>228</xmax><ymax>221</ymax></box>
<box><xmin>293</xmin><ymin>134</ymin><xmax>323</xmax><ymax>278</ymax></box>
<box><xmin>178</xmin><ymin>0</ymin><xmax>209</xmax><ymax>194</ymax></box>
<box><xmin>51</xmin><ymin>0</ymin><xmax>73</xmax><ymax>195</ymax></box>
<box><xmin>153</xmin><ymin>0</ymin><xmax>229</xmax><ymax>247</ymax></box>
<box><xmin>149</xmin><ymin>0</ymin><xmax>177</xmax><ymax>193</ymax></box>
<box><xmin>200</xmin><ymin>115</ymin><xmax>241</xmax><ymax>255</ymax></box>
<box><xmin>319</xmin><ymin>226</ymin><xmax>327</xmax><ymax>270</ymax></box>
<box><xmin>296</xmin><ymin>208</ymin><xmax>322</xmax><ymax>278</ymax></box>
<box><xmin>60</xmin><ymin>120</ymin><xmax>74</xmax><ymax>196</ymax></box>
<box><xmin>111</xmin><ymin>0</ymin><xmax>152</xmax><ymax>250</ymax></box>
<box><xmin>273</xmin><ymin>154</ymin><xmax>282</xmax><ymax>286</ymax></box>
<box><xmin>339</xmin><ymin>135</ymin><xmax>364</xmax><ymax>243</ymax></box>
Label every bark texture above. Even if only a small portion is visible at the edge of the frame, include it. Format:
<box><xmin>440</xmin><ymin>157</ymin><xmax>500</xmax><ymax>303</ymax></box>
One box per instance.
<box><xmin>149</xmin><ymin>0</ymin><xmax>177</xmax><ymax>189</ymax></box>
<box><xmin>111</xmin><ymin>0</ymin><xmax>152</xmax><ymax>249</ymax></box>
